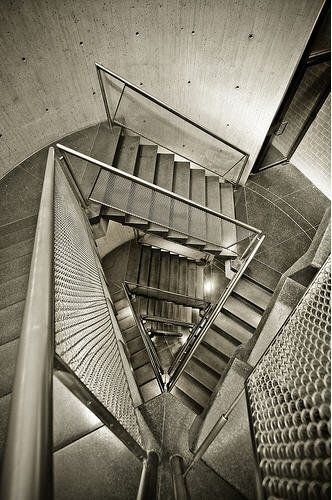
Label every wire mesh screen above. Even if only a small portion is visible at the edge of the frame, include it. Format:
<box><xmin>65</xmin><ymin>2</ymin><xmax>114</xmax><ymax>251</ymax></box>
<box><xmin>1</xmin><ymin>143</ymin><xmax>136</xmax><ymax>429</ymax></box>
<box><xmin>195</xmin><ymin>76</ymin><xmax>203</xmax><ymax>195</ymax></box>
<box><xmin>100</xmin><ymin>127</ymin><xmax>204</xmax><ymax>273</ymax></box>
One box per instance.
<box><xmin>90</xmin><ymin>168</ymin><xmax>251</xmax><ymax>255</ymax></box>
<box><xmin>54</xmin><ymin>165</ymin><xmax>142</xmax><ymax>445</ymax></box>
<box><xmin>247</xmin><ymin>256</ymin><xmax>331</xmax><ymax>499</ymax></box>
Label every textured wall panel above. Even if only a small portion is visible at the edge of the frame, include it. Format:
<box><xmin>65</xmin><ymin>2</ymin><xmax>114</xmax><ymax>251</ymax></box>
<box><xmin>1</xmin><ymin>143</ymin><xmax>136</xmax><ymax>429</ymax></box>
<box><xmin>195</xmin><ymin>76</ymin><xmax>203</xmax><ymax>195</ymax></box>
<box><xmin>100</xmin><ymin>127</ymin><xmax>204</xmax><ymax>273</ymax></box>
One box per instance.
<box><xmin>54</xmin><ymin>165</ymin><xmax>142</xmax><ymax>445</ymax></box>
<box><xmin>247</xmin><ymin>256</ymin><xmax>331</xmax><ymax>499</ymax></box>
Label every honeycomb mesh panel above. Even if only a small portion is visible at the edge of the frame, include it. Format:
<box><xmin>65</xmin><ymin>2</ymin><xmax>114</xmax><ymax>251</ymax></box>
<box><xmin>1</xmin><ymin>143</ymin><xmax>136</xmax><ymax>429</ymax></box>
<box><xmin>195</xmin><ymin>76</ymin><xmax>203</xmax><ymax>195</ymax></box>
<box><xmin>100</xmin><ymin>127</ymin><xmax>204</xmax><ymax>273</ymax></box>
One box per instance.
<box><xmin>54</xmin><ymin>165</ymin><xmax>142</xmax><ymax>445</ymax></box>
<box><xmin>247</xmin><ymin>256</ymin><xmax>331</xmax><ymax>499</ymax></box>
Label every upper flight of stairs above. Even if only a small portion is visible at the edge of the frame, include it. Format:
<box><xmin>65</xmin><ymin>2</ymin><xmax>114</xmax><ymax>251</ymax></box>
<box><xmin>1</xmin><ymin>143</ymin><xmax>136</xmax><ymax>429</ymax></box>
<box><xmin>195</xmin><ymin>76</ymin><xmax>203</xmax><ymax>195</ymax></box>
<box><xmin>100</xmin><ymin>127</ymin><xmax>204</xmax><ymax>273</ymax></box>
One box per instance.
<box><xmin>0</xmin><ymin>215</ymin><xmax>37</xmax><ymax>461</ymax></box>
<box><xmin>85</xmin><ymin>125</ymin><xmax>237</xmax><ymax>256</ymax></box>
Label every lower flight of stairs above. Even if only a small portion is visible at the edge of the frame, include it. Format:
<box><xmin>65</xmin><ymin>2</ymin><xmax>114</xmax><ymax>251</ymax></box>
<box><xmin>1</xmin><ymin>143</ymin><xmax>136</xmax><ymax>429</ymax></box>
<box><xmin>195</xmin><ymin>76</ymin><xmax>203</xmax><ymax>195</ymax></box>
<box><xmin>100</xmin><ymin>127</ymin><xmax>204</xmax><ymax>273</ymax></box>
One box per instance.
<box><xmin>84</xmin><ymin>124</ymin><xmax>237</xmax><ymax>256</ymax></box>
<box><xmin>172</xmin><ymin>271</ymin><xmax>273</xmax><ymax>414</ymax></box>
<box><xmin>0</xmin><ymin>215</ymin><xmax>37</xmax><ymax>461</ymax></box>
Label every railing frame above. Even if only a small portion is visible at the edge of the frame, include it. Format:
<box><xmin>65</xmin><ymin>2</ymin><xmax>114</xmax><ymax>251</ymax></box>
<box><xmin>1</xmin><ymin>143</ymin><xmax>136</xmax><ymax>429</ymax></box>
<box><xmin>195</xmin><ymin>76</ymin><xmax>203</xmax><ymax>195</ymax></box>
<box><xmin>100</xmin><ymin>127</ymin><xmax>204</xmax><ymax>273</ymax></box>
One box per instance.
<box><xmin>95</xmin><ymin>62</ymin><xmax>250</xmax><ymax>183</ymax></box>
<box><xmin>0</xmin><ymin>148</ymin><xmax>55</xmax><ymax>500</ymax></box>
<box><xmin>55</xmin><ymin>143</ymin><xmax>261</xmax><ymax>258</ymax></box>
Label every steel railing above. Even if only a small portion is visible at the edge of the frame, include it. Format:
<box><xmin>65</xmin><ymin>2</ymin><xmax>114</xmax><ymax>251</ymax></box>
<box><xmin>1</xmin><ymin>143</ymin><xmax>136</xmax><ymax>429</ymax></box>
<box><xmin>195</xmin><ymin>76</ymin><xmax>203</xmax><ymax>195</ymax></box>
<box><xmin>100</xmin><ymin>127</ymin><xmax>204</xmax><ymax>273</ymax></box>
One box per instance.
<box><xmin>55</xmin><ymin>143</ymin><xmax>261</xmax><ymax>259</ymax></box>
<box><xmin>96</xmin><ymin>62</ymin><xmax>250</xmax><ymax>183</ymax></box>
<box><xmin>167</xmin><ymin>233</ymin><xmax>265</xmax><ymax>391</ymax></box>
<box><xmin>123</xmin><ymin>282</ymin><xmax>165</xmax><ymax>392</ymax></box>
<box><xmin>0</xmin><ymin>148</ymin><xmax>55</xmax><ymax>500</ymax></box>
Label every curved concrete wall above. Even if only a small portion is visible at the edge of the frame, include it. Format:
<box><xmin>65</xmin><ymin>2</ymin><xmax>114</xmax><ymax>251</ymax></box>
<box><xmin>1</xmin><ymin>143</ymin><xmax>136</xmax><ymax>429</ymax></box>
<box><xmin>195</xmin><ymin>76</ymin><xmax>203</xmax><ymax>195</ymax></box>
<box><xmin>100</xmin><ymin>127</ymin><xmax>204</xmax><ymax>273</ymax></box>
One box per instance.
<box><xmin>0</xmin><ymin>0</ymin><xmax>324</xmax><ymax>179</ymax></box>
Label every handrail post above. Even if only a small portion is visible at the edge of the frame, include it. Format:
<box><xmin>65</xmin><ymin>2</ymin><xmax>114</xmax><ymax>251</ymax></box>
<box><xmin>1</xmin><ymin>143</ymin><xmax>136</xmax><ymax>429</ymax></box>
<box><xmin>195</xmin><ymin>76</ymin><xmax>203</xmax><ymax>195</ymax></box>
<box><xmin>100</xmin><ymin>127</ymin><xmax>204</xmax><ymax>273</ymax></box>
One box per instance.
<box><xmin>96</xmin><ymin>65</ymin><xmax>113</xmax><ymax>128</ymax></box>
<box><xmin>0</xmin><ymin>147</ymin><xmax>55</xmax><ymax>500</ymax></box>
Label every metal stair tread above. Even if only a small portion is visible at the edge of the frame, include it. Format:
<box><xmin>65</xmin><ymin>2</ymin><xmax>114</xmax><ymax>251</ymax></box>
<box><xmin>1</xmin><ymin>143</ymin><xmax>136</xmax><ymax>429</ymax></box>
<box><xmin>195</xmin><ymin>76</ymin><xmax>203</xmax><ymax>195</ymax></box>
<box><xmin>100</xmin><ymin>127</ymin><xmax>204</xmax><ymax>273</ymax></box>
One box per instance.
<box><xmin>233</xmin><ymin>276</ymin><xmax>272</xmax><ymax>310</ymax></box>
<box><xmin>118</xmin><ymin>314</ymin><xmax>136</xmax><ymax>332</ymax></box>
<box><xmin>224</xmin><ymin>295</ymin><xmax>262</xmax><ymax>329</ymax></box>
<box><xmin>176</xmin><ymin>372</ymin><xmax>211</xmax><ymax>409</ymax></box>
<box><xmin>0</xmin><ymin>338</ymin><xmax>19</xmax><ymax>398</ymax></box>
<box><xmin>126</xmin><ymin>144</ymin><xmax>158</xmax><ymax>226</ymax></box>
<box><xmin>121</xmin><ymin>325</ymin><xmax>140</xmax><ymax>343</ymax></box>
<box><xmin>113</xmin><ymin>298</ymin><xmax>128</xmax><ymax>312</ymax></box>
<box><xmin>0</xmin><ymin>223</ymin><xmax>36</xmax><ymax>251</ymax></box>
<box><xmin>205</xmin><ymin>175</ymin><xmax>222</xmax><ymax>248</ymax></box>
<box><xmin>0</xmin><ymin>300</ymin><xmax>25</xmax><ymax>346</ymax></box>
<box><xmin>126</xmin><ymin>335</ymin><xmax>145</xmax><ymax>355</ymax></box>
<box><xmin>194</xmin><ymin>343</ymin><xmax>227</xmax><ymax>375</ymax></box>
<box><xmin>219</xmin><ymin>182</ymin><xmax>237</xmax><ymax>254</ymax></box>
<box><xmin>0</xmin><ymin>273</ymin><xmax>30</xmax><ymax>310</ymax></box>
<box><xmin>213</xmin><ymin>312</ymin><xmax>252</xmax><ymax>344</ymax></box>
<box><xmin>204</xmin><ymin>327</ymin><xmax>238</xmax><ymax>359</ymax></box>
<box><xmin>148</xmin><ymin>153</ymin><xmax>174</xmax><ymax>233</ymax></box>
<box><xmin>115</xmin><ymin>305</ymin><xmax>132</xmax><ymax>321</ymax></box>
<box><xmin>0</xmin><ymin>252</ymin><xmax>32</xmax><ymax>284</ymax></box>
<box><xmin>171</xmin><ymin>386</ymin><xmax>203</xmax><ymax>414</ymax></box>
<box><xmin>168</xmin><ymin>162</ymin><xmax>190</xmax><ymax>240</ymax></box>
<box><xmin>134</xmin><ymin>362</ymin><xmax>155</xmax><ymax>387</ymax></box>
<box><xmin>139</xmin><ymin>378</ymin><xmax>160</xmax><ymax>402</ymax></box>
<box><xmin>185</xmin><ymin>357</ymin><xmax>219</xmax><ymax>392</ymax></box>
<box><xmin>0</xmin><ymin>238</ymin><xmax>34</xmax><ymax>265</ymax></box>
<box><xmin>130</xmin><ymin>348</ymin><xmax>150</xmax><ymax>370</ymax></box>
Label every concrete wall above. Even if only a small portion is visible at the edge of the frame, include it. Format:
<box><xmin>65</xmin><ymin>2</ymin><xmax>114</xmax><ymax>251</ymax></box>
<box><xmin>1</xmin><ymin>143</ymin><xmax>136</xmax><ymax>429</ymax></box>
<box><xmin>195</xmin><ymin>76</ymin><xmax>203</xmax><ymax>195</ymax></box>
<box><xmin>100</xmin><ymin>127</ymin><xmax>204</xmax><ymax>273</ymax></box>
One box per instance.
<box><xmin>0</xmin><ymin>0</ymin><xmax>324</xmax><ymax>180</ymax></box>
<box><xmin>292</xmin><ymin>94</ymin><xmax>331</xmax><ymax>198</ymax></box>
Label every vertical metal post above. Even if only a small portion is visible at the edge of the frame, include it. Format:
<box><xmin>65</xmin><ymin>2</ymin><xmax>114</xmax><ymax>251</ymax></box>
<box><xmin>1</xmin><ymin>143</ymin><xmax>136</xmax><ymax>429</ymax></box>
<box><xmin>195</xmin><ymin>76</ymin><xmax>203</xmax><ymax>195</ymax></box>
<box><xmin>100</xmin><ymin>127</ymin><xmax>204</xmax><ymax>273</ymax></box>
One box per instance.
<box><xmin>96</xmin><ymin>65</ymin><xmax>113</xmax><ymax>128</ymax></box>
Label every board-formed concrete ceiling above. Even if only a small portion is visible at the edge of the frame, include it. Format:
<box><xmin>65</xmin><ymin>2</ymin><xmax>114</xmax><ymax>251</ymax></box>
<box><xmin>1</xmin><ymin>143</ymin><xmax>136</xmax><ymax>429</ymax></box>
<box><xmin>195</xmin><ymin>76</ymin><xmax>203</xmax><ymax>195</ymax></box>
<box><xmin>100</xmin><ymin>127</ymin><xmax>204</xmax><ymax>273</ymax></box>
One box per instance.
<box><xmin>0</xmin><ymin>0</ymin><xmax>324</xmax><ymax>179</ymax></box>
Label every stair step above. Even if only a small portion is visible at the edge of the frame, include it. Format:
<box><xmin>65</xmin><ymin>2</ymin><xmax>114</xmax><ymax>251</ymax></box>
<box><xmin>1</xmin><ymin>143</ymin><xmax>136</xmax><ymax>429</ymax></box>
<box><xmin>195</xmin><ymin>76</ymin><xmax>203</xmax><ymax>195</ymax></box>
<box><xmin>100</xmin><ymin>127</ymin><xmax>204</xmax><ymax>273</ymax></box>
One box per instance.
<box><xmin>134</xmin><ymin>362</ymin><xmax>156</xmax><ymax>386</ymax></box>
<box><xmin>213</xmin><ymin>313</ymin><xmax>252</xmax><ymax>344</ymax></box>
<box><xmin>224</xmin><ymin>296</ymin><xmax>262</xmax><ymax>329</ymax></box>
<box><xmin>0</xmin><ymin>338</ymin><xmax>19</xmax><ymax>398</ymax></box>
<box><xmin>169</xmin><ymin>255</ymin><xmax>179</xmax><ymax>293</ymax></box>
<box><xmin>127</xmin><ymin>335</ymin><xmax>145</xmax><ymax>356</ymax></box>
<box><xmin>187</xmin><ymin>261</ymin><xmax>197</xmax><ymax>298</ymax></box>
<box><xmin>126</xmin><ymin>145</ymin><xmax>158</xmax><ymax>226</ymax></box>
<box><xmin>159</xmin><ymin>252</ymin><xmax>171</xmax><ymax>290</ymax></box>
<box><xmin>148</xmin><ymin>154</ymin><xmax>174</xmax><ymax>233</ymax></box>
<box><xmin>139</xmin><ymin>378</ymin><xmax>161</xmax><ymax>402</ymax></box>
<box><xmin>0</xmin><ymin>222</ymin><xmax>36</xmax><ymax>250</ymax></box>
<box><xmin>138</xmin><ymin>246</ymin><xmax>152</xmax><ymax>286</ymax></box>
<box><xmin>219</xmin><ymin>183</ymin><xmax>237</xmax><ymax>256</ymax></box>
<box><xmin>204</xmin><ymin>327</ymin><xmax>238</xmax><ymax>359</ymax></box>
<box><xmin>82</xmin><ymin>124</ymin><xmax>121</xmax><ymax>200</ymax></box>
<box><xmin>118</xmin><ymin>315</ymin><xmax>136</xmax><ymax>332</ymax></box>
<box><xmin>114</xmin><ymin>298</ymin><xmax>128</xmax><ymax>312</ymax></box>
<box><xmin>121</xmin><ymin>325</ymin><xmax>140</xmax><ymax>343</ymax></box>
<box><xmin>131</xmin><ymin>348</ymin><xmax>150</xmax><ymax>370</ymax></box>
<box><xmin>233</xmin><ymin>277</ymin><xmax>272</xmax><ymax>311</ymax></box>
<box><xmin>0</xmin><ymin>273</ymin><xmax>29</xmax><ymax>310</ymax></box>
<box><xmin>194</xmin><ymin>343</ymin><xmax>227</xmax><ymax>375</ymax></box>
<box><xmin>176</xmin><ymin>372</ymin><xmax>211</xmax><ymax>409</ymax></box>
<box><xmin>171</xmin><ymin>386</ymin><xmax>203</xmax><ymax>414</ymax></box>
<box><xmin>204</xmin><ymin>176</ymin><xmax>222</xmax><ymax>253</ymax></box>
<box><xmin>0</xmin><ymin>393</ymin><xmax>11</xmax><ymax>460</ymax></box>
<box><xmin>187</xmin><ymin>168</ymin><xmax>207</xmax><ymax>246</ymax></box>
<box><xmin>148</xmin><ymin>249</ymin><xmax>161</xmax><ymax>289</ymax></box>
<box><xmin>125</xmin><ymin>241</ymin><xmax>142</xmax><ymax>284</ymax></box>
<box><xmin>0</xmin><ymin>253</ymin><xmax>32</xmax><ymax>283</ymax></box>
<box><xmin>196</xmin><ymin>266</ymin><xmax>204</xmax><ymax>299</ymax></box>
<box><xmin>0</xmin><ymin>238</ymin><xmax>34</xmax><ymax>265</ymax></box>
<box><xmin>102</xmin><ymin>135</ymin><xmax>140</xmax><ymax>220</ymax></box>
<box><xmin>185</xmin><ymin>357</ymin><xmax>219</xmax><ymax>391</ymax></box>
<box><xmin>168</xmin><ymin>162</ymin><xmax>190</xmax><ymax>241</ymax></box>
<box><xmin>178</xmin><ymin>258</ymin><xmax>188</xmax><ymax>296</ymax></box>
<box><xmin>115</xmin><ymin>305</ymin><xmax>132</xmax><ymax>321</ymax></box>
<box><xmin>0</xmin><ymin>300</ymin><xmax>25</xmax><ymax>346</ymax></box>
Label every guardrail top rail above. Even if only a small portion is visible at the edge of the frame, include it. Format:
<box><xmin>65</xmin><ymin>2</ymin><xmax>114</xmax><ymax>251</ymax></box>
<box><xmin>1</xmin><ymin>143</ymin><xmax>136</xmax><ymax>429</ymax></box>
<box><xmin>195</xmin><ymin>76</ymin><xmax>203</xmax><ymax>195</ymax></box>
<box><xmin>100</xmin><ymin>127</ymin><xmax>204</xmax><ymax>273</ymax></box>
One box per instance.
<box><xmin>95</xmin><ymin>62</ymin><xmax>250</xmax><ymax>183</ymax></box>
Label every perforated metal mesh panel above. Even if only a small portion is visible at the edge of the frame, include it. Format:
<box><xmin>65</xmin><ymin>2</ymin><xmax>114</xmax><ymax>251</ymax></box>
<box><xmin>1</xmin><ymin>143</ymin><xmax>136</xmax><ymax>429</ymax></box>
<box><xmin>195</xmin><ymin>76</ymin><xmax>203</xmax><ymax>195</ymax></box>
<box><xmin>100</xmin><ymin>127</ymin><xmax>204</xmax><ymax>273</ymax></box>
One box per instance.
<box><xmin>54</xmin><ymin>165</ymin><xmax>142</xmax><ymax>445</ymax></box>
<box><xmin>247</xmin><ymin>256</ymin><xmax>331</xmax><ymax>499</ymax></box>
<box><xmin>90</xmin><ymin>169</ymin><xmax>251</xmax><ymax>254</ymax></box>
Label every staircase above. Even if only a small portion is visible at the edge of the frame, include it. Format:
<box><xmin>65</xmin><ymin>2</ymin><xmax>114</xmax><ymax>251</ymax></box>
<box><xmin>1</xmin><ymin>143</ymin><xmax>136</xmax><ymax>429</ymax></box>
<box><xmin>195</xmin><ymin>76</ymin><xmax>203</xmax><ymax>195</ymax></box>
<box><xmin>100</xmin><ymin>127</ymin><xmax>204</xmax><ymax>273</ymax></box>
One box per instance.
<box><xmin>86</xmin><ymin>125</ymin><xmax>238</xmax><ymax>256</ymax></box>
<box><xmin>172</xmin><ymin>270</ymin><xmax>273</xmax><ymax>414</ymax></box>
<box><xmin>0</xmin><ymin>215</ymin><xmax>37</xmax><ymax>460</ymax></box>
<box><xmin>102</xmin><ymin>237</ymin><xmax>273</xmax><ymax>413</ymax></box>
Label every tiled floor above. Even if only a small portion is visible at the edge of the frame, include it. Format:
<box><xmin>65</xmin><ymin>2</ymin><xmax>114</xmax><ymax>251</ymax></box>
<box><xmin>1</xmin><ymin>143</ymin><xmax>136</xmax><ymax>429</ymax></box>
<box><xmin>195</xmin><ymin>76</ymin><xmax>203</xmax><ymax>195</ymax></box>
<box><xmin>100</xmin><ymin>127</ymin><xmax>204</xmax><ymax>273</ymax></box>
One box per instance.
<box><xmin>234</xmin><ymin>162</ymin><xmax>329</xmax><ymax>290</ymax></box>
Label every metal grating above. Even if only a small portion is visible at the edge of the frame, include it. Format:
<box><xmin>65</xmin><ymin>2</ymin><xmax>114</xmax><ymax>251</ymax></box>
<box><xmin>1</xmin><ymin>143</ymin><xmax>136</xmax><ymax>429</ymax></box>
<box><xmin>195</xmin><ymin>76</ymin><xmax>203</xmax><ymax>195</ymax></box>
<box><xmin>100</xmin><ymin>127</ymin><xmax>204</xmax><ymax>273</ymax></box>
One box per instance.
<box><xmin>247</xmin><ymin>256</ymin><xmax>331</xmax><ymax>499</ymax></box>
<box><xmin>54</xmin><ymin>165</ymin><xmax>142</xmax><ymax>445</ymax></box>
<box><xmin>90</xmin><ymin>168</ymin><xmax>251</xmax><ymax>253</ymax></box>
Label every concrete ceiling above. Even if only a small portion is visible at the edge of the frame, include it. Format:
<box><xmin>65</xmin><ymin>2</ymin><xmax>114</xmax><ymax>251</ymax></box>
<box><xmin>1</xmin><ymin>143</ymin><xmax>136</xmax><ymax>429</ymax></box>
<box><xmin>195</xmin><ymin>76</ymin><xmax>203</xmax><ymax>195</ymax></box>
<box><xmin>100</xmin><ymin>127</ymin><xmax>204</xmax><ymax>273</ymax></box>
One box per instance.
<box><xmin>0</xmin><ymin>0</ymin><xmax>324</xmax><ymax>180</ymax></box>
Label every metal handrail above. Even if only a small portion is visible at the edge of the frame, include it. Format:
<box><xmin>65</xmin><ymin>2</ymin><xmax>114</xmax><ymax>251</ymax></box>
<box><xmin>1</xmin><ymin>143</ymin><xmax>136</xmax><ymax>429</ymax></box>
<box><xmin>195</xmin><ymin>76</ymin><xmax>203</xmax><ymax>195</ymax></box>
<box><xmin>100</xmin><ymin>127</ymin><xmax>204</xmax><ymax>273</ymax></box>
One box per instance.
<box><xmin>123</xmin><ymin>283</ymin><xmax>165</xmax><ymax>393</ymax></box>
<box><xmin>96</xmin><ymin>62</ymin><xmax>249</xmax><ymax>159</ymax></box>
<box><xmin>167</xmin><ymin>233</ymin><xmax>265</xmax><ymax>391</ymax></box>
<box><xmin>0</xmin><ymin>148</ymin><xmax>55</xmax><ymax>500</ymax></box>
<box><xmin>56</xmin><ymin>143</ymin><xmax>261</xmax><ymax>240</ymax></box>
